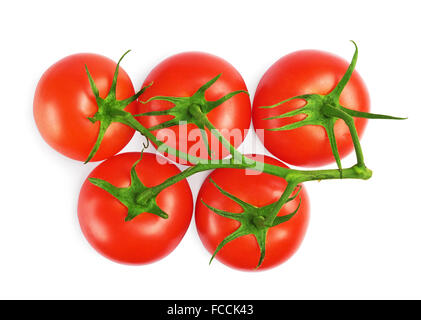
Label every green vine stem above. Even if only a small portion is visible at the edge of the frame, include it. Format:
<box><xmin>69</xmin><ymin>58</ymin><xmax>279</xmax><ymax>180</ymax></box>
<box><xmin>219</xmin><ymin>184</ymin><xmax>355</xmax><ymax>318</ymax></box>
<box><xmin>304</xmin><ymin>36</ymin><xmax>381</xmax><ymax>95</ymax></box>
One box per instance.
<box><xmin>85</xmin><ymin>45</ymin><xmax>403</xmax><ymax>268</ymax></box>
<box><xmin>187</xmin><ymin>103</ymin><xmax>246</xmax><ymax>162</ymax></box>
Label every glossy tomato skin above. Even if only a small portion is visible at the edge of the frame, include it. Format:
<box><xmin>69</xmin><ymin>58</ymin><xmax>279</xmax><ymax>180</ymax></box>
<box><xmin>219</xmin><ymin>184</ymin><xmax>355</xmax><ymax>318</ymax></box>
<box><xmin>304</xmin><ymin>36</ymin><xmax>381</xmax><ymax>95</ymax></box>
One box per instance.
<box><xmin>34</xmin><ymin>53</ymin><xmax>138</xmax><ymax>162</ymax></box>
<box><xmin>195</xmin><ymin>155</ymin><xmax>310</xmax><ymax>271</ymax></box>
<box><xmin>78</xmin><ymin>152</ymin><xmax>193</xmax><ymax>265</ymax></box>
<box><xmin>138</xmin><ymin>52</ymin><xmax>251</xmax><ymax>165</ymax></box>
<box><xmin>253</xmin><ymin>50</ymin><xmax>370</xmax><ymax>167</ymax></box>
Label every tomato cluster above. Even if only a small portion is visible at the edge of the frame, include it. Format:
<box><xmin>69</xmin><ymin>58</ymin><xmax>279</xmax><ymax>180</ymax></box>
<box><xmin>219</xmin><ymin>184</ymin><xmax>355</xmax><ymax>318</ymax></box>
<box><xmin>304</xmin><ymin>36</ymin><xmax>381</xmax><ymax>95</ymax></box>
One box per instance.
<box><xmin>34</xmin><ymin>45</ymin><xmax>387</xmax><ymax>271</ymax></box>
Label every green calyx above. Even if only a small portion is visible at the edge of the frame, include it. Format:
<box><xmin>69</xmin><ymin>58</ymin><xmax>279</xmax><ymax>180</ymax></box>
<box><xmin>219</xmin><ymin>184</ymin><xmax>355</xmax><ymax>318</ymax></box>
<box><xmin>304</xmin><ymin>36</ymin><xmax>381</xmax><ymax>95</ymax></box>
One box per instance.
<box><xmin>201</xmin><ymin>179</ymin><xmax>302</xmax><ymax>269</ymax></box>
<box><xmin>88</xmin><ymin>156</ymin><xmax>168</xmax><ymax>221</ymax></box>
<box><xmin>260</xmin><ymin>41</ymin><xmax>405</xmax><ymax>172</ymax></box>
<box><xmin>137</xmin><ymin>74</ymin><xmax>248</xmax><ymax>157</ymax></box>
<box><xmin>76</xmin><ymin>43</ymin><xmax>405</xmax><ymax>269</ymax></box>
<box><xmin>84</xmin><ymin>50</ymin><xmax>151</xmax><ymax>163</ymax></box>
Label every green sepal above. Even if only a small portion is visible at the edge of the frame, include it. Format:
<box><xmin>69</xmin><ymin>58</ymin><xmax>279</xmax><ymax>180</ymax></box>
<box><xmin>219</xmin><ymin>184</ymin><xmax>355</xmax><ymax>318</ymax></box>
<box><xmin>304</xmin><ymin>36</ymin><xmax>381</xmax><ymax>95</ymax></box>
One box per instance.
<box><xmin>202</xmin><ymin>178</ymin><xmax>302</xmax><ymax>269</ymax></box>
<box><xmin>209</xmin><ymin>225</ymin><xmax>251</xmax><ymax>266</ymax></box>
<box><xmin>136</xmin><ymin>74</ymin><xmax>249</xmax><ymax>159</ymax></box>
<box><xmin>88</xmin><ymin>157</ymin><xmax>168</xmax><ymax>221</ymax></box>
<box><xmin>260</xmin><ymin>41</ymin><xmax>406</xmax><ymax>171</ymax></box>
<box><xmin>340</xmin><ymin>106</ymin><xmax>407</xmax><ymax>120</ymax></box>
<box><xmin>84</xmin><ymin>50</ymin><xmax>152</xmax><ymax>163</ymax></box>
<box><xmin>272</xmin><ymin>198</ymin><xmax>301</xmax><ymax>227</ymax></box>
<box><xmin>254</xmin><ymin>229</ymin><xmax>268</xmax><ymax>269</ymax></box>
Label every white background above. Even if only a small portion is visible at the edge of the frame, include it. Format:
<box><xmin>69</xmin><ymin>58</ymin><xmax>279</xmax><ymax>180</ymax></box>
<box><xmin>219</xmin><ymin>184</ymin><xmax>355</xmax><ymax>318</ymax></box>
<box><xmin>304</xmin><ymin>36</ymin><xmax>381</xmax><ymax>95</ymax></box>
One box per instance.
<box><xmin>1</xmin><ymin>0</ymin><xmax>420</xmax><ymax>299</ymax></box>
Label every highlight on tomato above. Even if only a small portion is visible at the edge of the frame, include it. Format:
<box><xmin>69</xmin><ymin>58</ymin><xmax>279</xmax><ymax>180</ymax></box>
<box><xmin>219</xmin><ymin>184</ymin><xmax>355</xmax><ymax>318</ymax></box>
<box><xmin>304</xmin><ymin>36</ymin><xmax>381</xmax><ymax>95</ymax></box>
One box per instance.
<box><xmin>195</xmin><ymin>154</ymin><xmax>310</xmax><ymax>271</ymax></box>
<box><xmin>33</xmin><ymin>52</ymin><xmax>141</xmax><ymax>162</ymax></box>
<box><xmin>136</xmin><ymin>51</ymin><xmax>251</xmax><ymax>165</ymax></box>
<box><xmin>78</xmin><ymin>152</ymin><xmax>193</xmax><ymax>265</ymax></box>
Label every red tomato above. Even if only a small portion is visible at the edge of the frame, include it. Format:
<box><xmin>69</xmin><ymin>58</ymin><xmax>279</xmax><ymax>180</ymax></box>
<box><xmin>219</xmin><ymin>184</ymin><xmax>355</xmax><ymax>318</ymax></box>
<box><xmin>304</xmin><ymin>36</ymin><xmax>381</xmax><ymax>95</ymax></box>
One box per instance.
<box><xmin>252</xmin><ymin>50</ymin><xmax>370</xmax><ymax>167</ymax></box>
<box><xmin>34</xmin><ymin>53</ymin><xmax>137</xmax><ymax>162</ymax></box>
<box><xmin>78</xmin><ymin>152</ymin><xmax>193</xmax><ymax>264</ymax></box>
<box><xmin>138</xmin><ymin>52</ymin><xmax>251</xmax><ymax>165</ymax></box>
<box><xmin>195</xmin><ymin>154</ymin><xmax>310</xmax><ymax>271</ymax></box>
